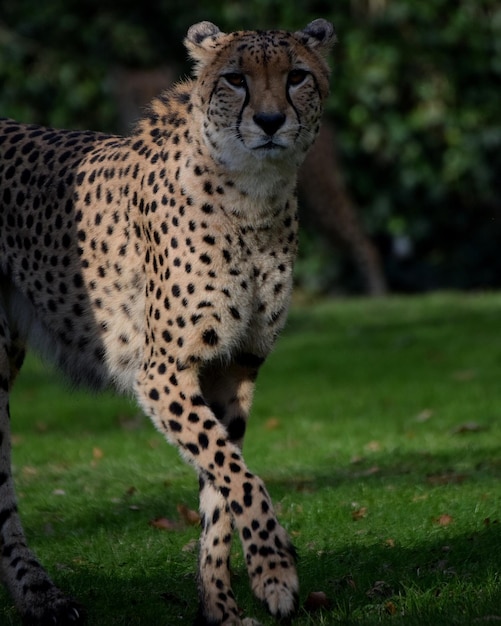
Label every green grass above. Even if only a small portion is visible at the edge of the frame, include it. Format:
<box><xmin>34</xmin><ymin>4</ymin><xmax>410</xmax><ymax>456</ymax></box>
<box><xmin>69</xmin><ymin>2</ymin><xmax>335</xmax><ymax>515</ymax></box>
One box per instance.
<box><xmin>1</xmin><ymin>292</ymin><xmax>501</xmax><ymax>625</ymax></box>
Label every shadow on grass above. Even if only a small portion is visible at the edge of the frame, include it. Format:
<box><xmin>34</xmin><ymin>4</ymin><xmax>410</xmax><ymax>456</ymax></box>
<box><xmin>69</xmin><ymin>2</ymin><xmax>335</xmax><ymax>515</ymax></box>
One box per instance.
<box><xmin>263</xmin><ymin>444</ymin><xmax>501</xmax><ymax>493</ymax></box>
<box><xmin>295</xmin><ymin>526</ymin><xmax>501</xmax><ymax>625</ymax></box>
<box><xmin>3</xmin><ymin>518</ymin><xmax>498</xmax><ymax>625</ymax></box>
<box><xmin>2</xmin><ymin>445</ymin><xmax>499</xmax><ymax>625</ymax></box>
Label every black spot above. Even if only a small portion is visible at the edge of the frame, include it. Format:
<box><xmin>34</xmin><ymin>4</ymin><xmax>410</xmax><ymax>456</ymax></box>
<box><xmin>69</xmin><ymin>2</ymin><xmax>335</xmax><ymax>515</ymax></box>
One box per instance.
<box><xmin>214</xmin><ymin>451</ymin><xmax>225</xmax><ymax>467</ymax></box>
<box><xmin>169</xmin><ymin>401</ymin><xmax>183</xmax><ymax>416</ymax></box>
<box><xmin>162</xmin><ymin>330</ymin><xmax>172</xmax><ymax>342</ymax></box>
<box><xmin>244</xmin><ymin>494</ymin><xmax>253</xmax><ymax>507</ymax></box>
<box><xmin>73</xmin><ymin>273</ymin><xmax>84</xmax><ymax>288</ymax></box>
<box><xmin>169</xmin><ymin>373</ymin><xmax>178</xmax><ymax>386</ymax></box>
<box><xmin>169</xmin><ymin>419</ymin><xmax>182</xmax><ymax>432</ymax></box>
<box><xmin>186</xmin><ymin>443</ymin><xmax>200</xmax><ymax>455</ymax></box>
<box><xmin>202</xmin><ymin>329</ymin><xmax>219</xmax><ymax>346</ymax></box>
<box><xmin>231</xmin><ymin>501</ymin><xmax>243</xmax><ymax>515</ymax></box>
<box><xmin>212</xmin><ymin>508</ymin><xmax>220</xmax><ymax>525</ymax></box>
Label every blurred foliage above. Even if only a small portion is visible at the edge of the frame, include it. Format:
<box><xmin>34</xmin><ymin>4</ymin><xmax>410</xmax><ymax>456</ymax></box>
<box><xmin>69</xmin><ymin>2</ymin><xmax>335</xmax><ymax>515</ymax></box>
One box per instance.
<box><xmin>1</xmin><ymin>0</ymin><xmax>500</xmax><ymax>291</ymax></box>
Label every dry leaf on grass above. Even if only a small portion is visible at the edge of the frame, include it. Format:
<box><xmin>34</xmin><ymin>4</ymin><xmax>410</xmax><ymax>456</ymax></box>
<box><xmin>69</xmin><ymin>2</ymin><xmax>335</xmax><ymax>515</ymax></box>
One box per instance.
<box><xmin>366</xmin><ymin>580</ymin><xmax>393</xmax><ymax>599</ymax></box>
<box><xmin>433</xmin><ymin>513</ymin><xmax>454</xmax><ymax>526</ymax></box>
<box><xmin>264</xmin><ymin>417</ymin><xmax>281</xmax><ymax>430</ymax></box>
<box><xmin>22</xmin><ymin>466</ymin><xmax>38</xmax><ymax>477</ymax></box>
<box><xmin>118</xmin><ymin>413</ymin><xmax>145</xmax><ymax>431</ymax></box>
<box><xmin>150</xmin><ymin>504</ymin><xmax>200</xmax><ymax>531</ymax></box>
<box><xmin>415</xmin><ymin>409</ymin><xmax>434</xmax><ymax>422</ymax></box>
<box><xmin>304</xmin><ymin>591</ymin><xmax>330</xmax><ymax>612</ymax></box>
<box><xmin>90</xmin><ymin>446</ymin><xmax>104</xmax><ymax>467</ymax></box>
<box><xmin>177</xmin><ymin>503</ymin><xmax>200</xmax><ymax>526</ymax></box>
<box><xmin>451</xmin><ymin>421</ymin><xmax>487</xmax><ymax>435</ymax></box>
<box><xmin>351</xmin><ymin>506</ymin><xmax>368</xmax><ymax>521</ymax></box>
<box><xmin>427</xmin><ymin>472</ymin><xmax>467</xmax><ymax>486</ymax></box>
<box><xmin>385</xmin><ymin>601</ymin><xmax>398</xmax><ymax>615</ymax></box>
<box><xmin>355</xmin><ymin>465</ymin><xmax>380</xmax><ymax>478</ymax></box>
<box><xmin>452</xmin><ymin>369</ymin><xmax>476</xmax><ymax>381</ymax></box>
<box><xmin>149</xmin><ymin>517</ymin><xmax>180</xmax><ymax>531</ymax></box>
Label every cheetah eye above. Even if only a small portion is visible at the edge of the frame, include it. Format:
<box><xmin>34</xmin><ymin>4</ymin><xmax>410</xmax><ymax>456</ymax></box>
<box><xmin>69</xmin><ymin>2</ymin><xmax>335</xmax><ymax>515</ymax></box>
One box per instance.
<box><xmin>223</xmin><ymin>73</ymin><xmax>247</xmax><ymax>88</ymax></box>
<box><xmin>288</xmin><ymin>69</ymin><xmax>309</xmax><ymax>87</ymax></box>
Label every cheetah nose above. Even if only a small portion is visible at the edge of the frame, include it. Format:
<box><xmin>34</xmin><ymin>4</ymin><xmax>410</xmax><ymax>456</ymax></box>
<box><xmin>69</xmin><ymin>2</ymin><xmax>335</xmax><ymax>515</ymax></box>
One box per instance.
<box><xmin>253</xmin><ymin>112</ymin><xmax>286</xmax><ymax>136</ymax></box>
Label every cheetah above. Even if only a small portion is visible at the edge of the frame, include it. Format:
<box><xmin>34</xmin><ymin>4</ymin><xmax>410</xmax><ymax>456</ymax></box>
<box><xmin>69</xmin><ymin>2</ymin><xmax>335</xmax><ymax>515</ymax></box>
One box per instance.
<box><xmin>0</xmin><ymin>19</ymin><xmax>335</xmax><ymax>625</ymax></box>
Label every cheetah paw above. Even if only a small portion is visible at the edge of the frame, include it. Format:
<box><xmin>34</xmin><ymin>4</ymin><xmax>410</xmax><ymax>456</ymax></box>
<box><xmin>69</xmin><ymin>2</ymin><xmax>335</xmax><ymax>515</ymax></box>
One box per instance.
<box><xmin>245</xmin><ymin>522</ymin><xmax>298</xmax><ymax>620</ymax></box>
<box><xmin>21</xmin><ymin>597</ymin><xmax>85</xmax><ymax>625</ymax></box>
<box><xmin>253</xmin><ymin>574</ymin><xmax>299</xmax><ymax>620</ymax></box>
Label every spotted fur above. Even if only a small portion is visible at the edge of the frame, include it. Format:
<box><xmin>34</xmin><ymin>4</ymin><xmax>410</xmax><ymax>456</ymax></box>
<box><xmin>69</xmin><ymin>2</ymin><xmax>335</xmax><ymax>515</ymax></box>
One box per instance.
<box><xmin>0</xmin><ymin>19</ymin><xmax>335</xmax><ymax>625</ymax></box>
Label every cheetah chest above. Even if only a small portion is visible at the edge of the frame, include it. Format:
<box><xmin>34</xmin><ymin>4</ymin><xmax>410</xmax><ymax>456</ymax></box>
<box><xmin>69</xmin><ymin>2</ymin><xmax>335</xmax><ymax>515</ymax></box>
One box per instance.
<box><xmin>146</xmin><ymin>222</ymin><xmax>295</xmax><ymax>367</ymax></box>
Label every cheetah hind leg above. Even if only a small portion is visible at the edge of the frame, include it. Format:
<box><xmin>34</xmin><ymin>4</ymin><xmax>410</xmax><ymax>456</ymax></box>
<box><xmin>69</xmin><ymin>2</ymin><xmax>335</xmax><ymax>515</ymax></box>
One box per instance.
<box><xmin>0</xmin><ymin>318</ymin><xmax>85</xmax><ymax>625</ymax></box>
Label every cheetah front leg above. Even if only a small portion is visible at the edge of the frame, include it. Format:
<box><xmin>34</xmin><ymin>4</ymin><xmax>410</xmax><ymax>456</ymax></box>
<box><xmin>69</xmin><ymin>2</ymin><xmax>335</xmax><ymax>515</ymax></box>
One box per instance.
<box><xmin>194</xmin><ymin>359</ymin><xmax>267</xmax><ymax>625</ymax></box>
<box><xmin>0</xmin><ymin>312</ymin><xmax>83</xmax><ymax>625</ymax></box>
<box><xmin>136</xmin><ymin>359</ymin><xmax>298</xmax><ymax>625</ymax></box>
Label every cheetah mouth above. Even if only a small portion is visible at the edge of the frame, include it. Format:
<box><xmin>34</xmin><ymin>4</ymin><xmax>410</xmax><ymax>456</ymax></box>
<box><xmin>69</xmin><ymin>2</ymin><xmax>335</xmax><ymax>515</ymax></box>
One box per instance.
<box><xmin>253</xmin><ymin>140</ymin><xmax>286</xmax><ymax>152</ymax></box>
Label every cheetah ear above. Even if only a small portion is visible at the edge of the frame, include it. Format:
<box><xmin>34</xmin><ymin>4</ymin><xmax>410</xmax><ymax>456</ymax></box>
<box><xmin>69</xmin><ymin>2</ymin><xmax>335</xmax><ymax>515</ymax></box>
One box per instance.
<box><xmin>185</xmin><ymin>21</ymin><xmax>226</xmax><ymax>73</ymax></box>
<box><xmin>296</xmin><ymin>19</ymin><xmax>337</xmax><ymax>56</ymax></box>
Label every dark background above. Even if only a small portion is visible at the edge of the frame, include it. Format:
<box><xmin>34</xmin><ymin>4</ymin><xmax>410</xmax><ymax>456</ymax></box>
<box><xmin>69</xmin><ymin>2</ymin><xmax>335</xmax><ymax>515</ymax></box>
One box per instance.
<box><xmin>1</xmin><ymin>0</ymin><xmax>500</xmax><ymax>294</ymax></box>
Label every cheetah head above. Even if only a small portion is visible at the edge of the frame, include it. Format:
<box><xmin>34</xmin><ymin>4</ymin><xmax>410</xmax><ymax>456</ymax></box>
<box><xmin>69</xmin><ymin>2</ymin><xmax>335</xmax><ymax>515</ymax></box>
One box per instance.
<box><xmin>185</xmin><ymin>20</ymin><xmax>335</xmax><ymax>174</ymax></box>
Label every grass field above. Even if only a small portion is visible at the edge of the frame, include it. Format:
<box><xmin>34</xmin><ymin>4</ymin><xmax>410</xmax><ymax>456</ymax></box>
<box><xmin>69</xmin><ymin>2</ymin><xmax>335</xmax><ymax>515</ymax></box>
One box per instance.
<box><xmin>1</xmin><ymin>293</ymin><xmax>500</xmax><ymax>625</ymax></box>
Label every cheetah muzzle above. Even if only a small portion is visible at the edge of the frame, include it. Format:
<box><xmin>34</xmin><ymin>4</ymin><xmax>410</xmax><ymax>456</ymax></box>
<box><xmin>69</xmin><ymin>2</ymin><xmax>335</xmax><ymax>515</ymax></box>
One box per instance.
<box><xmin>0</xmin><ymin>18</ymin><xmax>335</xmax><ymax>626</ymax></box>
